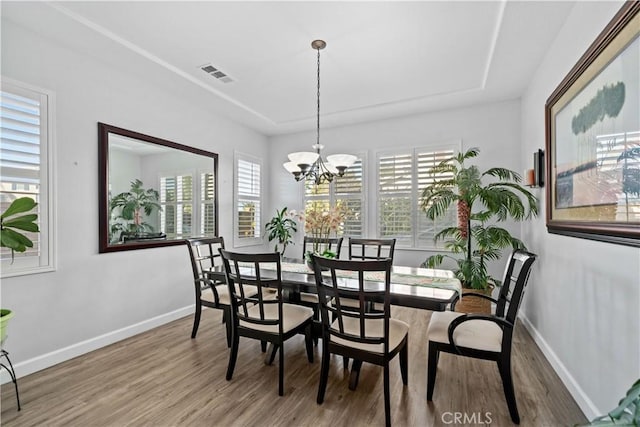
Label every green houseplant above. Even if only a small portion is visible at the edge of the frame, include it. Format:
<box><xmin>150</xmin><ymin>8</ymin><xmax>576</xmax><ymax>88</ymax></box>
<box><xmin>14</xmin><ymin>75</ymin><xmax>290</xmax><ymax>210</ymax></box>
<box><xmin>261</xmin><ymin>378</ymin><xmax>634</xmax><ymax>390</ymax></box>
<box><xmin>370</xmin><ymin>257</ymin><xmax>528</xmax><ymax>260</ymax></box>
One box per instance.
<box><xmin>420</xmin><ymin>148</ymin><xmax>538</xmax><ymax>291</ymax></box>
<box><xmin>265</xmin><ymin>207</ymin><xmax>298</xmax><ymax>256</ymax></box>
<box><xmin>0</xmin><ymin>197</ymin><xmax>39</xmax><ymax>343</ymax></box>
<box><xmin>585</xmin><ymin>379</ymin><xmax>640</xmax><ymax>425</ymax></box>
<box><xmin>1</xmin><ymin>197</ymin><xmax>39</xmax><ymax>262</ymax></box>
<box><xmin>109</xmin><ymin>179</ymin><xmax>161</xmax><ymax>243</ymax></box>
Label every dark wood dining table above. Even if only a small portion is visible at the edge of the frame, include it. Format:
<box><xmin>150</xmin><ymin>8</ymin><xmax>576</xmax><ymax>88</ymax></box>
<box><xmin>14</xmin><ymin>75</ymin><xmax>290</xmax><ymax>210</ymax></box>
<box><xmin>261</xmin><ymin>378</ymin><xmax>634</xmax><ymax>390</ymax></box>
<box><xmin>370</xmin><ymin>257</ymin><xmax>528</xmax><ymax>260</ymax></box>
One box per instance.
<box><xmin>206</xmin><ymin>257</ymin><xmax>460</xmax><ymax>311</ymax></box>
<box><xmin>206</xmin><ymin>258</ymin><xmax>461</xmax><ymax>388</ymax></box>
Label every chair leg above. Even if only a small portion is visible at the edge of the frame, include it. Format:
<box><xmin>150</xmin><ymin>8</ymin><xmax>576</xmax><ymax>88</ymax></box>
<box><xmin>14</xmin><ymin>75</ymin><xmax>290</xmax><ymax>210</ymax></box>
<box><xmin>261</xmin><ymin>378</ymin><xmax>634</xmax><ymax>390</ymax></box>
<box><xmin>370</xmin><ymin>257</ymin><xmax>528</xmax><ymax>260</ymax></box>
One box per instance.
<box><xmin>261</xmin><ymin>341</ymin><xmax>267</xmax><ymax>353</ymax></box>
<box><xmin>349</xmin><ymin>360</ymin><xmax>363</xmax><ymax>391</ymax></box>
<box><xmin>426</xmin><ymin>341</ymin><xmax>439</xmax><ymax>400</ymax></box>
<box><xmin>223</xmin><ymin>307</ymin><xmax>232</xmax><ymax>348</ymax></box>
<box><xmin>343</xmin><ymin>356</ymin><xmax>349</xmax><ymax>370</ymax></box>
<box><xmin>383</xmin><ymin>363</ymin><xmax>391</xmax><ymax>427</ymax></box>
<box><xmin>304</xmin><ymin>324</ymin><xmax>314</xmax><ymax>363</ymax></box>
<box><xmin>278</xmin><ymin>344</ymin><xmax>285</xmax><ymax>396</ymax></box>
<box><xmin>317</xmin><ymin>342</ymin><xmax>330</xmax><ymax>404</ymax></box>
<box><xmin>266</xmin><ymin>344</ymin><xmax>278</xmax><ymax>366</ymax></box>
<box><xmin>399</xmin><ymin>339</ymin><xmax>408</xmax><ymax>386</ymax></box>
<box><xmin>191</xmin><ymin>302</ymin><xmax>202</xmax><ymax>338</ymax></box>
<box><xmin>498</xmin><ymin>358</ymin><xmax>520</xmax><ymax>424</ymax></box>
<box><xmin>226</xmin><ymin>332</ymin><xmax>240</xmax><ymax>381</ymax></box>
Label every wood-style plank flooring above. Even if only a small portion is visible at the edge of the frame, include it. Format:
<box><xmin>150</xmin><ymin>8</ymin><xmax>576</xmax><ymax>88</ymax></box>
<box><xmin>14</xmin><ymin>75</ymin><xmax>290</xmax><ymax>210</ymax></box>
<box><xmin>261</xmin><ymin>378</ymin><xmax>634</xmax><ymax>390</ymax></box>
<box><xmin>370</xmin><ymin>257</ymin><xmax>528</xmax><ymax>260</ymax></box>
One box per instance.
<box><xmin>1</xmin><ymin>307</ymin><xmax>586</xmax><ymax>426</ymax></box>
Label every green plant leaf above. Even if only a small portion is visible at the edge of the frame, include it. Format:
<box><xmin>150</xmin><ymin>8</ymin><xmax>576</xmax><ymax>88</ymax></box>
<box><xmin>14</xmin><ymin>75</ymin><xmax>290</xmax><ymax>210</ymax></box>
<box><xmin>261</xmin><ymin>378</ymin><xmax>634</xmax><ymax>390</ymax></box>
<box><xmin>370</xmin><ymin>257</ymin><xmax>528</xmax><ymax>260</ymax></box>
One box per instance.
<box><xmin>1</xmin><ymin>228</ymin><xmax>33</xmax><ymax>252</ymax></box>
<box><xmin>1</xmin><ymin>197</ymin><xmax>37</xmax><ymax>219</ymax></box>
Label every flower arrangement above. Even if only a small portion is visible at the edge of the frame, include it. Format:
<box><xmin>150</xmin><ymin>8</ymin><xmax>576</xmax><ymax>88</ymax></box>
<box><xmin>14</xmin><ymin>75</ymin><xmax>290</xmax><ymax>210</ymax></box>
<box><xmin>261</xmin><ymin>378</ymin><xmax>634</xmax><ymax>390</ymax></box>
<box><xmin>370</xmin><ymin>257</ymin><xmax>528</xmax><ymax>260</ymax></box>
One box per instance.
<box><xmin>299</xmin><ymin>203</ymin><xmax>345</xmax><ymax>259</ymax></box>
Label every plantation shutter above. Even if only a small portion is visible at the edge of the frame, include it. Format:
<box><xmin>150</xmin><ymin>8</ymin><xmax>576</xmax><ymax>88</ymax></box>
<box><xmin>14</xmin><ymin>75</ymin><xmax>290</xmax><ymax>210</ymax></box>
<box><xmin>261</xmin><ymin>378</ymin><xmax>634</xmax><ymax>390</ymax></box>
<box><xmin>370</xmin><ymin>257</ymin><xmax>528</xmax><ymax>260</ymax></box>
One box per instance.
<box><xmin>416</xmin><ymin>148</ymin><xmax>457</xmax><ymax>246</ymax></box>
<box><xmin>160</xmin><ymin>174</ymin><xmax>193</xmax><ymax>238</ymax></box>
<box><xmin>236</xmin><ymin>158</ymin><xmax>261</xmax><ymax>240</ymax></box>
<box><xmin>303</xmin><ymin>156</ymin><xmax>364</xmax><ymax>238</ymax></box>
<box><xmin>200</xmin><ymin>172</ymin><xmax>216</xmax><ymax>236</ymax></box>
<box><xmin>0</xmin><ymin>84</ymin><xmax>53</xmax><ymax>274</ymax></box>
<box><xmin>378</xmin><ymin>153</ymin><xmax>413</xmax><ymax>246</ymax></box>
<box><xmin>377</xmin><ymin>143</ymin><xmax>459</xmax><ymax>248</ymax></box>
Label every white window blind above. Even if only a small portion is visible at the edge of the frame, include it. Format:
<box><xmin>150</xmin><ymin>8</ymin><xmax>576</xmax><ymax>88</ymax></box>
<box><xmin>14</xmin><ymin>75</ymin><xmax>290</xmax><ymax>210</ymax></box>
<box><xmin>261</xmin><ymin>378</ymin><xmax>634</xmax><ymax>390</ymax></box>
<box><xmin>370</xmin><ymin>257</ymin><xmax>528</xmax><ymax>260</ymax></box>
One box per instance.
<box><xmin>377</xmin><ymin>144</ymin><xmax>458</xmax><ymax>248</ymax></box>
<box><xmin>304</xmin><ymin>157</ymin><xmax>365</xmax><ymax>238</ymax></box>
<box><xmin>200</xmin><ymin>172</ymin><xmax>216</xmax><ymax>236</ymax></box>
<box><xmin>0</xmin><ymin>80</ymin><xmax>55</xmax><ymax>276</ymax></box>
<box><xmin>160</xmin><ymin>174</ymin><xmax>193</xmax><ymax>239</ymax></box>
<box><xmin>235</xmin><ymin>154</ymin><xmax>261</xmax><ymax>244</ymax></box>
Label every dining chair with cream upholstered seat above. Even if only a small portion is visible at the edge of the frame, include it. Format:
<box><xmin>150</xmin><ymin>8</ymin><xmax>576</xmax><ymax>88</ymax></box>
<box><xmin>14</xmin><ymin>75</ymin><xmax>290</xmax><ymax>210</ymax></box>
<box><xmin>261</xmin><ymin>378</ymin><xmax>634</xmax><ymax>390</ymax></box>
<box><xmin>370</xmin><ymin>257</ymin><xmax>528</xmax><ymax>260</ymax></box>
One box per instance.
<box><xmin>311</xmin><ymin>255</ymin><xmax>409</xmax><ymax>427</ymax></box>
<box><xmin>426</xmin><ymin>249</ymin><xmax>537</xmax><ymax>424</ymax></box>
<box><xmin>220</xmin><ymin>250</ymin><xmax>315</xmax><ymax>396</ymax></box>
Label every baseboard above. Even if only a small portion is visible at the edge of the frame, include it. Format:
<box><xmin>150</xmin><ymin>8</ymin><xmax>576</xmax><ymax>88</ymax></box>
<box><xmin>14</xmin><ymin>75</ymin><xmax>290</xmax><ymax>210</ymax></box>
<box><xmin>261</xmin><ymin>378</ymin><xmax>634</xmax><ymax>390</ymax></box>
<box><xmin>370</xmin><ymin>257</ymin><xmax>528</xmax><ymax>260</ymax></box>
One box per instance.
<box><xmin>519</xmin><ymin>313</ymin><xmax>600</xmax><ymax>420</ymax></box>
<box><xmin>1</xmin><ymin>305</ymin><xmax>193</xmax><ymax>384</ymax></box>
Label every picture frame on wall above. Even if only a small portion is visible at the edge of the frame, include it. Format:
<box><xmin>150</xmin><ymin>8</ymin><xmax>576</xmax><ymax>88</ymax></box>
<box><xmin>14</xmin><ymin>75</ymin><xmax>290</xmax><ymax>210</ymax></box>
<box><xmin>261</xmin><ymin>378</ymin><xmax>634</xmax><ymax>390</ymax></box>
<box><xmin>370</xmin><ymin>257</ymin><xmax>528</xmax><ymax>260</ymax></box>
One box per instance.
<box><xmin>545</xmin><ymin>1</ymin><xmax>640</xmax><ymax>247</ymax></box>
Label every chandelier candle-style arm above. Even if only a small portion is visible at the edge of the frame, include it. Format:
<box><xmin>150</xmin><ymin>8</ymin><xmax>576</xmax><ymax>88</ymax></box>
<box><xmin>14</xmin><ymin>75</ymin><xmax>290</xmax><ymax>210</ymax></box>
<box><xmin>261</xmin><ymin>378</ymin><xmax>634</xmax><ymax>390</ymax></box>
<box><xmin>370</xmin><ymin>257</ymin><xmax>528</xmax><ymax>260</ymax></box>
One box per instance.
<box><xmin>283</xmin><ymin>39</ymin><xmax>356</xmax><ymax>186</ymax></box>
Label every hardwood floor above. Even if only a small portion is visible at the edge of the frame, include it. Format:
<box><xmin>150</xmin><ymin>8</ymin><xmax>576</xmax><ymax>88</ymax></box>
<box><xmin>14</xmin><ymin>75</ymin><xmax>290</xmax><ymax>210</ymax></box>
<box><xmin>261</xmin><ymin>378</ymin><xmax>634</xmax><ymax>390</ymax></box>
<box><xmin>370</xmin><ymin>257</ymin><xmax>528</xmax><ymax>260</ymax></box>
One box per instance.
<box><xmin>1</xmin><ymin>307</ymin><xmax>586</xmax><ymax>426</ymax></box>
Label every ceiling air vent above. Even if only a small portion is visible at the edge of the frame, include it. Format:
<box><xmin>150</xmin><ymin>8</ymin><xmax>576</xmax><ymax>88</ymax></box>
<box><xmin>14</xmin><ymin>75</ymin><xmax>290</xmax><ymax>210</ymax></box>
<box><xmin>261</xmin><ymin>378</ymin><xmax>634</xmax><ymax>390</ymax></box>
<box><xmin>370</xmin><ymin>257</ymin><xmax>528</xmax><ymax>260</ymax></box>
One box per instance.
<box><xmin>200</xmin><ymin>63</ymin><xmax>234</xmax><ymax>83</ymax></box>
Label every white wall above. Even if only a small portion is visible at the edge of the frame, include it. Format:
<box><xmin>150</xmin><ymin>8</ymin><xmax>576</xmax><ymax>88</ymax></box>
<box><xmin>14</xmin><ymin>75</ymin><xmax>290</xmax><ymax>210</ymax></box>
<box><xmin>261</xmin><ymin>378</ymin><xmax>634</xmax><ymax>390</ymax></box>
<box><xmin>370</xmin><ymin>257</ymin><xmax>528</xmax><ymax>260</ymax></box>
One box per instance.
<box><xmin>268</xmin><ymin>99</ymin><xmax>522</xmax><ymax>274</ymax></box>
<box><xmin>520</xmin><ymin>0</ymin><xmax>640</xmax><ymax>419</ymax></box>
<box><xmin>0</xmin><ymin>19</ymin><xmax>269</xmax><ymax>376</ymax></box>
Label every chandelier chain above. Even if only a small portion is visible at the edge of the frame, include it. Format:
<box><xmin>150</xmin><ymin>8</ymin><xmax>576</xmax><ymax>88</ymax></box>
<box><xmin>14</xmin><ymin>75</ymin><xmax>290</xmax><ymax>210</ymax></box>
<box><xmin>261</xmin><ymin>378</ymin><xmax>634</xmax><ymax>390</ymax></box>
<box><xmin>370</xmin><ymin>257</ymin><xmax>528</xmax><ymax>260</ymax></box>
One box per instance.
<box><xmin>316</xmin><ymin>47</ymin><xmax>321</xmax><ymax>151</ymax></box>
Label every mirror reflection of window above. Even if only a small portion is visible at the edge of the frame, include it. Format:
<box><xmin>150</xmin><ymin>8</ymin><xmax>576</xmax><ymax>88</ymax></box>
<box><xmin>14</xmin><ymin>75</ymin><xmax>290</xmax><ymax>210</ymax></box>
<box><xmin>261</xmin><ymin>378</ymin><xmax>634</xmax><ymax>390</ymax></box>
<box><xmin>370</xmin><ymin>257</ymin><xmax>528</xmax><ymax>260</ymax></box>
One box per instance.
<box><xmin>99</xmin><ymin>123</ymin><xmax>218</xmax><ymax>252</ymax></box>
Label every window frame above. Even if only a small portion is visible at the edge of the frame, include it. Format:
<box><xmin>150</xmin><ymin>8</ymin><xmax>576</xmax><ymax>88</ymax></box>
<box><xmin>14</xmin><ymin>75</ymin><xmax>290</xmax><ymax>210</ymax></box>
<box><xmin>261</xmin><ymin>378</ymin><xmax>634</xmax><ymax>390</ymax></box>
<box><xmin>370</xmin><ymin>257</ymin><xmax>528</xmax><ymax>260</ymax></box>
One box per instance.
<box><xmin>234</xmin><ymin>151</ymin><xmax>263</xmax><ymax>247</ymax></box>
<box><xmin>375</xmin><ymin>141</ymin><xmax>461</xmax><ymax>250</ymax></box>
<box><xmin>1</xmin><ymin>77</ymin><xmax>56</xmax><ymax>278</ymax></box>
<box><xmin>302</xmin><ymin>152</ymin><xmax>367</xmax><ymax>239</ymax></box>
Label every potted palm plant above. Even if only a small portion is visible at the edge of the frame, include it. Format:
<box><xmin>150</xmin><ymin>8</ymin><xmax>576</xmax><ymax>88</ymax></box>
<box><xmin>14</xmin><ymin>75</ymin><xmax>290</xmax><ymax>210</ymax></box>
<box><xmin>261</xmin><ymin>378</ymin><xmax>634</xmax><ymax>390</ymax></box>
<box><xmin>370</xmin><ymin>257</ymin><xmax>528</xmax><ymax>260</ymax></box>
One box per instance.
<box><xmin>109</xmin><ymin>179</ymin><xmax>162</xmax><ymax>243</ymax></box>
<box><xmin>420</xmin><ymin>148</ymin><xmax>538</xmax><ymax>311</ymax></box>
<box><xmin>1</xmin><ymin>197</ymin><xmax>39</xmax><ymax>342</ymax></box>
<box><xmin>265</xmin><ymin>207</ymin><xmax>298</xmax><ymax>256</ymax></box>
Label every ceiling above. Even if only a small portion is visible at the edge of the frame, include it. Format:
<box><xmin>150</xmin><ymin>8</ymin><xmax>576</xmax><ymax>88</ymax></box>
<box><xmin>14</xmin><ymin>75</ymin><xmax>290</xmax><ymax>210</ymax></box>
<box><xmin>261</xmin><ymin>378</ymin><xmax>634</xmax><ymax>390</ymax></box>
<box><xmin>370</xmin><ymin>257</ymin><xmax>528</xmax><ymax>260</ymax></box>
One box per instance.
<box><xmin>2</xmin><ymin>1</ymin><xmax>576</xmax><ymax>136</ymax></box>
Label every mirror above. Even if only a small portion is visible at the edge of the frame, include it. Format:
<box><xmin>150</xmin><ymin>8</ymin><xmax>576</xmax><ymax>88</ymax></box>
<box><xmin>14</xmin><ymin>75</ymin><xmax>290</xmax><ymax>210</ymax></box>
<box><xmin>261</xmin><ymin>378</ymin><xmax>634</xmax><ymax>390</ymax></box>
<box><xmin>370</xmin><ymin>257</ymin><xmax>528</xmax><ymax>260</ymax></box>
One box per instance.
<box><xmin>98</xmin><ymin>123</ymin><xmax>218</xmax><ymax>253</ymax></box>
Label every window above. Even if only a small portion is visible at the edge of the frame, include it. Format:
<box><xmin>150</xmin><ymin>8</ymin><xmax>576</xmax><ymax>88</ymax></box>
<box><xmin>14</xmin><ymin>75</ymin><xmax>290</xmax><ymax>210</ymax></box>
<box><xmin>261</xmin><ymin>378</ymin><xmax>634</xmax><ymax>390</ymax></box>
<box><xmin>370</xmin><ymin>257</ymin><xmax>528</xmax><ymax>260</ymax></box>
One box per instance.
<box><xmin>200</xmin><ymin>172</ymin><xmax>216</xmax><ymax>236</ymax></box>
<box><xmin>377</xmin><ymin>144</ymin><xmax>458</xmax><ymax>248</ymax></box>
<box><xmin>158</xmin><ymin>171</ymin><xmax>215</xmax><ymax>240</ymax></box>
<box><xmin>160</xmin><ymin>174</ymin><xmax>193</xmax><ymax>239</ymax></box>
<box><xmin>304</xmin><ymin>157</ymin><xmax>365</xmax><ymax>237</ymax></box>
<box><xmin>0</xmin><ymin>79</ymin><xmax>55</xmax><ymax>277</ymax></box>
<box><xmin>235</xmin><ymin>153</ymin><xmax>261</xmax><ymax>246</ymax></box>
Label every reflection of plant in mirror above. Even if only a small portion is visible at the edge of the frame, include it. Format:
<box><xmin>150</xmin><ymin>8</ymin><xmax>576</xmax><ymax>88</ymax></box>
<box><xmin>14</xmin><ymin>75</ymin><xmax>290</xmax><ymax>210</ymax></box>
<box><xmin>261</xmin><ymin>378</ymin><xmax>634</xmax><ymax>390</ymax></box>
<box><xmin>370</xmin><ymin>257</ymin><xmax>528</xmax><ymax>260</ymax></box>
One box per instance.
<box><xmin>0</xmin><ymin>197</ymin><xmax>39</xmax><ymax>262</ymax></box>
<box><xmin>109</xmin><ymin>179</ymin><xmax>161</xmax><ymax>243</ymax></box>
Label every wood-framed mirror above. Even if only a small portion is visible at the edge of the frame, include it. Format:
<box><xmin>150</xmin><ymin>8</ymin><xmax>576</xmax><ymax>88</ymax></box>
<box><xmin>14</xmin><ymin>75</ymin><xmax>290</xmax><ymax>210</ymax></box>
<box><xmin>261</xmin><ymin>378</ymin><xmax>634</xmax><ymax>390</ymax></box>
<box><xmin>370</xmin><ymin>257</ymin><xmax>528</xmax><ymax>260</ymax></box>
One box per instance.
<box><xmin>98</xmin><ymin>123</ymin><xmax>218</xmax><ymax>253</ymax></box>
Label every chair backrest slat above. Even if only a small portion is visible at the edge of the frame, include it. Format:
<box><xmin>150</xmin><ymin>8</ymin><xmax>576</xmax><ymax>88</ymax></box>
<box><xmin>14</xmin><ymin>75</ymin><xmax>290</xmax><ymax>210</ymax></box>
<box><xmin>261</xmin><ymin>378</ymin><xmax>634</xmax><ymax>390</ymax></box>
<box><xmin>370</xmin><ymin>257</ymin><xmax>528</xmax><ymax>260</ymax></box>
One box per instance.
<box><xmin>312</xmin><ymin>256</ymin><xmax>392</xmax><ymax>350</ymax></box>
<box><xmin>186</xmin><ymin>237</ymin><xmax>225</xmax><ymax>288</ymax></box>
<box><xmin>219</xmin><ymin>250</ymin><xmax>283</xmax><ymax>331</ymax></box>
<box><xmin>495</xmin><ymin>250</ymin><xmax>537</xmax><ymax>324</ymax></box>
<box><xmin>303</xmin><ymin>236</ymin><xmax>344</xmax><ymax>258</ymax></box>
<box><xmin>348</xmin><ymin>238</ymin><xmax>396</xmax><ymax>262</ymax></box>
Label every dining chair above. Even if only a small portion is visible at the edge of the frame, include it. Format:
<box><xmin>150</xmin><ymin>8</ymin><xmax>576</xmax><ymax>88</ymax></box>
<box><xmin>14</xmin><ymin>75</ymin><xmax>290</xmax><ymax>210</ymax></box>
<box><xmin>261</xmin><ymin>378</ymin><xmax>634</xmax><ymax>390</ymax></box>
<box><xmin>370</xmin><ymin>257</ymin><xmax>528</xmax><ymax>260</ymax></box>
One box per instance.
<box><xmin>302</xmin><ymin>236</ymin><xmax>344</xmax><ymax>258</ymax></box>
<box><xmin>426</xmin><ymin>249</ymin><xmax>537</xmax><ymax>424</ymax></box>
<box><xmin>311</xmin><ymin>255</ymin><xmax>409</xmax><ymax>427</ymax></box>
<box><xmin>298</xmin><ymin>236</ymin><xmax>344</xmax><ymax>322</ymax></box>
<box><xmin>186</xmin><ymin>237</ymin><xmax>235</xmax><ymax>345</ymax></box>
<box><xmin>348</xmin><ymin>238</ymin><xmax>396</xmax><ymax>262</ymax></box>
<box><xmin>219</xmin><ymin>250</ymin><xmax>315</xmax><ymax>396</ymax></box>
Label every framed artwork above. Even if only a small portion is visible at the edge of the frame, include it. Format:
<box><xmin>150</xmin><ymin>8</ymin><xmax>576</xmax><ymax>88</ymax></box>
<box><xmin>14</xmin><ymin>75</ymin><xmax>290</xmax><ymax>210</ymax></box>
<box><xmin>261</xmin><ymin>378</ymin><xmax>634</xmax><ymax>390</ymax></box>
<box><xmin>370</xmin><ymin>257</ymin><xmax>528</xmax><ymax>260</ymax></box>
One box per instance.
<box><xmin>545</xmin><ymin>1</ymin><xmax>640</xmax><ymax>247</ymax></box>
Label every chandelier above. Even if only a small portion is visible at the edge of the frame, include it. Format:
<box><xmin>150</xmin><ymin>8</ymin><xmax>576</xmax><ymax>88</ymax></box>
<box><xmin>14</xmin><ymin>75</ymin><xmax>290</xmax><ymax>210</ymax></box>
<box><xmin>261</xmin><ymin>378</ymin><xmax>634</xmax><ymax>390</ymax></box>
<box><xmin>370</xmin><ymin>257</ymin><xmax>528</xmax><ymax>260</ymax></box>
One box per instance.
<box><xmin>283</xmin><ymin>40</ymin><xmax>356</xmax><ymax>186</ymax></box>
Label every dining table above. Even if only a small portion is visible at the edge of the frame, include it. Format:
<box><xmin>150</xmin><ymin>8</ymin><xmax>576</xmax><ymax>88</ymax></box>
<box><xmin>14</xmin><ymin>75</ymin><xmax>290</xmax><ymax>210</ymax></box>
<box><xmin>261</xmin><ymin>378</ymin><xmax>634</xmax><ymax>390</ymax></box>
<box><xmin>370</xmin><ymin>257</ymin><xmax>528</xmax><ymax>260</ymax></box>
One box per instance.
<box><xmin>206</xmin><ymin>257</ymin><xmax>461</xmax><ymax>311</ymax></box>
<box><xmin>206</xmin><ymin>257</ymin><xmax>462</xmax><ymax>388</ymax></box>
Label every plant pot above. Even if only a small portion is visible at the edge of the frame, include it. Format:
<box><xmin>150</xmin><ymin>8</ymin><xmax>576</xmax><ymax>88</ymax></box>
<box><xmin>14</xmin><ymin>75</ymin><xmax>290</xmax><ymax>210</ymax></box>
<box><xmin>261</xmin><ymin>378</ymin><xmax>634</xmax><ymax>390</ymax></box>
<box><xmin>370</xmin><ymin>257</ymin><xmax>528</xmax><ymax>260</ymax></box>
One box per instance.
<box><xmin>455</xmin><ymin>287</ymin><xmax>493</xmax><ymax>314</ymax></box>
<box><xmin>0</xmin><ymin>309</ymin><xmax>15</xmax><ymax>345</ymax></box>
